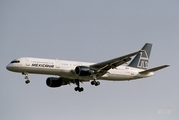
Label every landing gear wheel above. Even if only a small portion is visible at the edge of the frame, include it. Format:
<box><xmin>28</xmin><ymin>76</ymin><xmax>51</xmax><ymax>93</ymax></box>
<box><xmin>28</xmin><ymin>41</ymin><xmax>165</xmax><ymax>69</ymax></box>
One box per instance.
<box><xmin>95</xmin><ymin>81</ymin><xmax>100</xmax><ymax>86</ymax></box>
<box><xmin>79</xmin><ymin>87</ymin><xmax>84</xmax><ymax>92</ymax></box>
<box><xmin>25</xmin><ymin>80</ymin><xmax>30</xmax><ymax>84</ymax></box>
<box><xmin>91</xmin><ymin>80</ymin><xmax>100</xmax><ymax>86</ymax></box>
<box><xmin>91</xmin><ymin>81</ymin><xmax>95</xmax><ymax>85</ymax></box>
<box><xmin>74</xmin><ymin>87</ymin><xmax>84</xmax><ymax>92</ymax></box>
<box><xmin>74</xmin><ymin>87</ymin><xmax>79</xmax><ymax>91</ymax></box>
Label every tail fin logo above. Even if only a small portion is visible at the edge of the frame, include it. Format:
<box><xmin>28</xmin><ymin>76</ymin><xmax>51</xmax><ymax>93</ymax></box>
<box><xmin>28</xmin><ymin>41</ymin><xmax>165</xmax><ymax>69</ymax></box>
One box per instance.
<box><xmin>137</xmin><ymin>50</ymin><xmax>149</xmax><ymax>69</ymax></box>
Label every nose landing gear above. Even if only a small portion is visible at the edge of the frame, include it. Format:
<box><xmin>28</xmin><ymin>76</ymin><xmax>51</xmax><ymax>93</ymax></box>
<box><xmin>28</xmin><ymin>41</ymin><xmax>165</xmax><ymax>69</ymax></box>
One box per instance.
<box><xmin>22</xmin><ymin>72</ymin><xmax>30</xmax><ymax>84</ymax></box>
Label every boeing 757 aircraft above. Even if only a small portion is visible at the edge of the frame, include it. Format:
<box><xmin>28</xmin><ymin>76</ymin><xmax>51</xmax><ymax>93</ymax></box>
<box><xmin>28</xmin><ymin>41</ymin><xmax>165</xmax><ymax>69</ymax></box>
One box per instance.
<box><xmin>6</xmin><ymin>43</ymin><xmax>169</xmax><ymax>92</ymax></box>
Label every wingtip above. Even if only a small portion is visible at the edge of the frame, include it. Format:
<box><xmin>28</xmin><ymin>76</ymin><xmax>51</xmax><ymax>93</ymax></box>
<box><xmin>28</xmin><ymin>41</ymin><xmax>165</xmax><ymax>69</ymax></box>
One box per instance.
<box><xmin>165</xmin><ymin>64</ymin><xmax>170</xmax><ymax>67</ymax></box>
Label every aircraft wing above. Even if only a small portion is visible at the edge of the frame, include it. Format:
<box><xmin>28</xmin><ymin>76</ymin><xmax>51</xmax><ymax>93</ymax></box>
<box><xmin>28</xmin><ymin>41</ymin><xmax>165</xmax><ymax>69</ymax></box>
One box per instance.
<box><xmin>139</xmin><ymin>65</ymin><xmax>170</xmax><ymax>74</ymax></box>
<box><xmin>90</xmin><ymin>50</ymin><xmax>142</xmax><ymax>73</ymax></box>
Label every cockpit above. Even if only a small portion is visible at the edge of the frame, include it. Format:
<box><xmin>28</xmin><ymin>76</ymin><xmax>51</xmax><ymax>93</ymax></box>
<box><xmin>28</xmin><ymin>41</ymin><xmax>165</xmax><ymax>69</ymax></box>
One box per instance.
<box><xmin>10</xmin><ymin>60</ymin><xmax>20</xmax><ymax>63</ymax></box>
<box><xmin>6</xmin><ymin>59</ymin><xmax>22</xmax><ymax>71</ymax></box>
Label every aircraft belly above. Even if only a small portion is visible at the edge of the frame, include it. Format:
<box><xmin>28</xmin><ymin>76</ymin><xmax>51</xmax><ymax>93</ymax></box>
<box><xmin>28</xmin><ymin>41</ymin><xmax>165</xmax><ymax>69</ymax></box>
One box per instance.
<box><xmin>101</xmin><ymin>74</ymin><xmax>131</xmax><ymax>81</ymax></box>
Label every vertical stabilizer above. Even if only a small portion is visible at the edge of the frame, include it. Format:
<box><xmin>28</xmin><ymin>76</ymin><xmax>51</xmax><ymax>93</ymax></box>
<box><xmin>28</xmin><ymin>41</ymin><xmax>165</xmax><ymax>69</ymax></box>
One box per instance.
<box><xmin>128</xmin><ymin>43</ymin><xmax>152</xmax><ymax>69</ymax></box>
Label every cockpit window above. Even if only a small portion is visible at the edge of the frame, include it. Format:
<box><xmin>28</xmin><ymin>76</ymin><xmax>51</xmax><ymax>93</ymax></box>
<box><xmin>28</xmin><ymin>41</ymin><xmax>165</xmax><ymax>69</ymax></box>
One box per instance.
<box><xmin>11</xmin><ymin>60</ymin><xmax>20</xmax><ymax>63</ymax></box>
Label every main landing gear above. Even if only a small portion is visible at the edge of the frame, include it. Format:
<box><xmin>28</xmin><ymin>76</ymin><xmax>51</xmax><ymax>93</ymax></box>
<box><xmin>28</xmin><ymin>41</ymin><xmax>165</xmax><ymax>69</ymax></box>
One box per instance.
<box><xmin>91</xmin><ymin>80</ymin><xmax>100</xmax><ymax>86</ymax></box>
<box><xmin>74</xmin><ymin>79</ymin><xmax>84</xmax><ymax>92</ymax></box>
<box><xmin>22</xmin><ymin>72</ymin><xmax>30</xmax><ymax>84</ymax></box>
<box><xmin>91</xmin><ymin>75</ymin><xmax>100</xmax><ymax>86</ymax></box>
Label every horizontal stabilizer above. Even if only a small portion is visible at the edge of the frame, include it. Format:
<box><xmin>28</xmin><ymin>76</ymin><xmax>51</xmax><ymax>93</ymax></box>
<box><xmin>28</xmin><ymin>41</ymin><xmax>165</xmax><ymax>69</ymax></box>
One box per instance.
<box><xmin>139</xmin><ymin>65</ymin><xmax>170</xmax><ymax>74</ymax></box>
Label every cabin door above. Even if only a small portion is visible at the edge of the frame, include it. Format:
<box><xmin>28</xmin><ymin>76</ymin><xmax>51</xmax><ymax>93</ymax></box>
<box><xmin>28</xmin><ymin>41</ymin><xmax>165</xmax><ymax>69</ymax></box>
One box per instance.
<box><xmin>26</xmin><ymin>59</ymin><xmax>30</xmax><ymax>66</ymax></box>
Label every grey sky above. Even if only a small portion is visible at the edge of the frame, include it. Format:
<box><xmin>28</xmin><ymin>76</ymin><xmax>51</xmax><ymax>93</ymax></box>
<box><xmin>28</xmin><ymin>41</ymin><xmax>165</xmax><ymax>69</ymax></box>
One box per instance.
<box><xmin>1</xmin><ymin>1</ymin><xmax>178</xmax><ymax>120</ymax></box>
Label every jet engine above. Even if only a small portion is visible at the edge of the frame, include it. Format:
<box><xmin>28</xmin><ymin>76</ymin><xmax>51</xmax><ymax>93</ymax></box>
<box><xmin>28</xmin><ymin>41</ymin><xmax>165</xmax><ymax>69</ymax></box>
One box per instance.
<box><xmin>75</xmin><ymin>66</ymin><xmax>94</xmax><ymax>76</ymax></box>
<box><xmin>46</xmin><ymin>77</ymin><xmax>68</xmax><ymax>87</ymax></box>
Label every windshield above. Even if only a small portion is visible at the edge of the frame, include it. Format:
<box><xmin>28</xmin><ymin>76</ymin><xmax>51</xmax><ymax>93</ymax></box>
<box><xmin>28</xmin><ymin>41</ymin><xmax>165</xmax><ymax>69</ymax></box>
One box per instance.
<box><xmin>11</xmin><ymin>60</ymin><xmax>20</xmax><ymax>63</ymax></box>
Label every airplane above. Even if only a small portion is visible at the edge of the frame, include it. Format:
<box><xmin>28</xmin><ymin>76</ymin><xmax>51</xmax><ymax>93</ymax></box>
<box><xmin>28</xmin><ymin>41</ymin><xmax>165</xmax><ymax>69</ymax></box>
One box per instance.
<box><xmin>6</xmin><ymin>43</ymin><xmax>169</xmax><ymax>92</ymax></box>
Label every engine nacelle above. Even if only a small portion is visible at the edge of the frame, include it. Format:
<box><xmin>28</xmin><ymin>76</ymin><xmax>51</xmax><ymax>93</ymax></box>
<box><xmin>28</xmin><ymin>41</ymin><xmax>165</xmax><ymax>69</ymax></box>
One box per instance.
<box><xmin>46</xmin><ymin>77</ymin><xmax>68</xmax><ymax>88</ymax></box>
<box><xmin>75</xmin><ymin>66</ymin><xmax>94</xmax><ymax>76</ymax></box>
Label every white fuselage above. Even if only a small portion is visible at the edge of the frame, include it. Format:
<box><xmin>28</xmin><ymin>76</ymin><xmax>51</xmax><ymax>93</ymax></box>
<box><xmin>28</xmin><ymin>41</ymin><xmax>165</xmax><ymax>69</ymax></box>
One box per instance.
<box><xmin>6</xmin><ymin>57</ymin><xmax>154</xmax><ymax>81</ymax></box>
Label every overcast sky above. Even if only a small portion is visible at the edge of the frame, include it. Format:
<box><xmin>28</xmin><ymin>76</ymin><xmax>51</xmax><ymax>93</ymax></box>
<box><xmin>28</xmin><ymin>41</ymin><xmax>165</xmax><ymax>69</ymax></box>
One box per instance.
<box><xmin>1</xmin><ymin>1</ymin><xmax>179</xmax><ymax>120</ymax></box>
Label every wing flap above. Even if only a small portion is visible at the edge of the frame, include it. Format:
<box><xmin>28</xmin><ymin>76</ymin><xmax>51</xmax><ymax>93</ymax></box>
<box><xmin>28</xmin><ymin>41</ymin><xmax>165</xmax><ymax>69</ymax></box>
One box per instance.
<box><xmin>139</xmin><ymin>65</ymin><xmax>170</xmax><ymax>74</ymax></box>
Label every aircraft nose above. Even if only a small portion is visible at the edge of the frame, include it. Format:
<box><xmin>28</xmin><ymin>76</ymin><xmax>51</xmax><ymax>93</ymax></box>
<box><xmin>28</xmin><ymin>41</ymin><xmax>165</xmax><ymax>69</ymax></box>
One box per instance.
<box><xmin>6</xmin><ymin>64</ymin><xmax>12</xmax><ymax>71</ymax></box>
<box><xmin>6</xmin><ymin>64</ymin><xmax>10</xmax><ymax>70</ymax></box>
